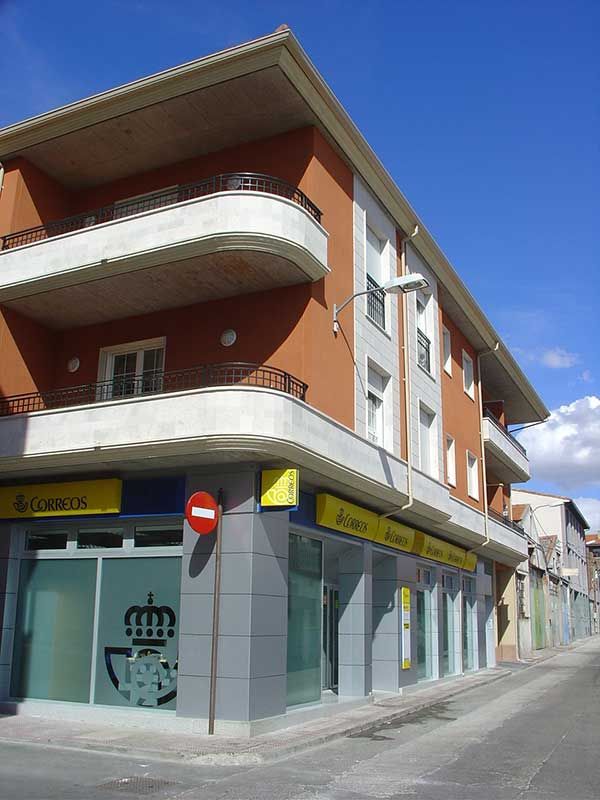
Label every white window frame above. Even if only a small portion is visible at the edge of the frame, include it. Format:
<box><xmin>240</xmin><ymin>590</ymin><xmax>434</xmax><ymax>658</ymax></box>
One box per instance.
<box><xmin>462</xmin><ymin>350</ymin><xmax>475</xmax><ymax>400</ymax></box>
<box><xmin>466</xmin><ymin>450</ymin><xmax>480</xmax><ymax>501</ymax></box>
<box><xmin>442</xmin><ymin>326</ymin><xmax>452</xmax><ymax>376</ymax></box>
<box><xmin>366</xmin><ymin>362</ymin><xmax>388</xmax><ymax>447</ymax></box>
<box><xmin>418</xmin><ymin>402</ymin><xmax>436</xmax><ymax>478</ymax></box>
<box><xmin>98</xmin><ymin>336</ymin><xmax>166</xmax><ymax>400</ymax></box>
<box><xmin>365</xmin><ymin>223</ymin><xmax>386</xmax><ymax>286</ymax></box>
<box><xmin>446</xmin><ymin>435</ymin><xmax>456</xmax><ymax>487</ymax></box>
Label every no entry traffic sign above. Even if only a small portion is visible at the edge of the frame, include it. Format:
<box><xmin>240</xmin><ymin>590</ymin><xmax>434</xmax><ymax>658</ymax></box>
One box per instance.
<box><xmin>185</xmin><ymin>491</ymin><xmax>219</xmax><ymax>535</ymax></box>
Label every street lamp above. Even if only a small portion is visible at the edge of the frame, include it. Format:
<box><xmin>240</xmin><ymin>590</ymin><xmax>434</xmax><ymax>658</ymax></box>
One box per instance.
<box><xmin>333</xmin><ymin>273</ymin><xmax>429</xmax><ymax>334</ymax></box>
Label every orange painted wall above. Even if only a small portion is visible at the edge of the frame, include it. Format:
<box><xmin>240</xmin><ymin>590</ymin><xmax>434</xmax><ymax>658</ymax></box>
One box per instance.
<box><xmin>0</xmin><ymin>306</ymin><xmax>57</xmax><ymax>398</ymax></box>
<box><xmin>72</xmin><ymin>127</ymin><xmax>319</xmax><ymax>213</ymax></box>
<box><xmin>439</xmin><ymin>308</ymin><xmax>483</xmax><ymax>510</ymax></box>
<box><xmin>0</xmin><ymin>158</ymin><xmax>72</xmax><ymax>239</ymax></box>
<box><xmin>5</xmin><ymin>127</ymin><xmax>356</xmax><ymax>429</ymax></box>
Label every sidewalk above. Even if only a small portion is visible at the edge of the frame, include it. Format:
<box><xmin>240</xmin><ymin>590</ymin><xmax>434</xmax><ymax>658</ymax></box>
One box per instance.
<box><xmin>0</xmin><ymin>643</ymin><xmax>589</xmax><ymax>766</ymax></box>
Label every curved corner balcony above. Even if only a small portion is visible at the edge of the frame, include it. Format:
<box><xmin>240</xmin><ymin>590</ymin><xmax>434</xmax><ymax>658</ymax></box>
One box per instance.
<box><xmin>0</xmin><ymin>362</ymin><xmax>307</xmax><ymax>417</ymax></box>
<box><xmin>0</xmin><ymin>174</ymin><xmax>329</xmax><ymax>328</ymax></box>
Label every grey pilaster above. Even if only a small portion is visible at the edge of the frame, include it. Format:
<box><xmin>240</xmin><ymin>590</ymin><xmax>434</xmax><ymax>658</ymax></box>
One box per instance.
<box><xmin>372</xmin><ymin>553</ymin><xmax>400</xmax><ymax>692</ymax></box>
<box><xmin>338</xmin><ymin>542</ymin><xmax>372</xmax><ymax>696</ymax></box>
<box><xmin>177</xmin><ymin>470</ymin><xmax>289</xmax><ymax>726</ymax></box>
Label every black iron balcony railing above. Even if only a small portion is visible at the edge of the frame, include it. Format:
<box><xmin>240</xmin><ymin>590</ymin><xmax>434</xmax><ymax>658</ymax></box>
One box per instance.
<box><xmin>366</xmin><ymin>274</ymin><xmax>386</xmax><ymax>329</ymax></box>
<box><xmin>488</xmin><ymin>507</ymin><xmax>526</xmax><ymax>535</ymax></box>
<box><xmin>483</xmin><ymin>408</ymin><xmax>527</xmax><ymax>457</ymax></box>
<box><xmin>417</xmin><ymin>328</ymin><xmax>431</xmax><ymax>373</ymax></box>
<box><xmin>0</xmin><ymin>362</ymin><xmax>307</xmax><ymax>417</ymax></box>
<box><xmin>0</xmin><ymin>173</ymin><xmax>323</xmax><ymax>251</ymax></box>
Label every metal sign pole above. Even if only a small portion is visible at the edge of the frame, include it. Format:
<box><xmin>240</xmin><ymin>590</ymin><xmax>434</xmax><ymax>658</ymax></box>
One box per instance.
<box><xmin>207</xmin><ymin>488</ymin><xmax>224</xmax><ymax>735</ymax></box>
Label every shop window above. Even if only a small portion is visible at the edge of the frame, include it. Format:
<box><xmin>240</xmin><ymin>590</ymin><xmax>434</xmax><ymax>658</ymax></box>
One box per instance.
<box><xmin>442</xmin><ymin>574</ymin><xmax>458</xmax><ymax>677</ymax></box>
<box><xmin>77</xmin><ymin>529</ymin><xmax>123</xmax><ymax>549</ymax></box>
<box><xmin>287</xmin><ymin>533</ymin><xmax>322</xmax><ymax>706</ymax></box>
<box><xmin>134</xmin><ymin>526</ymin><xmax>183</xmax><ymax>548</ymax></box>
<box><xmin>93</xmin><ymin>557</ymin><xmax>181</xmax><ymax>709</ymax></box>
<box><xmin>25</xmin><ymin>530</ymin><xmax>68</xmax><ymax>551</ymax></box>
<box><xmin>11</xmin><ymin>559</ymin><xmax>97</xmax><ymax>703</ymax></box>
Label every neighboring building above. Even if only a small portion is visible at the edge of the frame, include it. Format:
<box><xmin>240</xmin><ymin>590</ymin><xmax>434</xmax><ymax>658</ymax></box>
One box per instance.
<box><xmin>513</xmin><ymin>504</ymin><xmax>563</xmax><ymax>655</ymax></box>
<box><xmin>513</xmin><ymin>489</ymin><xmax>591</xmax><ymax>644</ymax></box>
<box><xmin>0</xmin><ymin>29</ymin><xmax>549</xmax><ymax>734</ymax></box>
<box><xmin>585</xmin><ymin>534</ymin><xmax>600</xmax><ymax>634</ymax></box>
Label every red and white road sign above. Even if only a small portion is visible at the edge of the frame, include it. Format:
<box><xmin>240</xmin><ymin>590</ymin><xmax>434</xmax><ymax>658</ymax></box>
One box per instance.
<box><xmin>185</xmin><ymin>491</ymin><xmax>219</xmax><ymax>535</ymax></box>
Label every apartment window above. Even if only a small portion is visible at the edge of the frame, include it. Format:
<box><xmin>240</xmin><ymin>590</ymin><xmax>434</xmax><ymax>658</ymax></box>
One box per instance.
<box><xmin>442</xmin><ymin>326</ymin><xmax>452</xmax><ymax>375</ymax></box>
<box><xmin>417</xmin><ymin>293</ymin><xmax>432</xmax><ymax>374</ymax></box>
<box><xmin>98</xmin><ymin>338</ymin><xmax>166</xmax><ymax>400</ymax></box>
<box><xmin>466</xmin><ymin>451</ymin><xmax>479</xmax><ymax>500</ymax></box>
<box><xmin>446</xmin><ymin>435</ymin><xmax>456</xmax><ymax>487</ymax></box>
<box><xmin>419</xmin><ymin>404</ymin><xmax>436</xmax><ymax>477</ymax></box>
<box><xmin>462</xmin><ymin>351</ymin><xmax>475</xmax><ymax>399</ymax></box>
<box><xmin>367</xmin><ymin>366</ymin><xmax>386</xmax><ymax>445</ymax></box>
<box><xmin>366</xmin><ymin>225</ymin><xmax>386</xmax><ymax>328</ymax></box>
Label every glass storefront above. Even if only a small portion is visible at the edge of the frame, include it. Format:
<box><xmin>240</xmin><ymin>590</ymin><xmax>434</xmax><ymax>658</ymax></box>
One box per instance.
<box><xmin>11</xmin><ymin>559</ymin><xmax>97</xmax><ymax>703</ymax></box>
<box><xmin>416</xmin><ymin>567</ymin><xmax>434</xmax><ymax>681</ymax></box>
<box><xmin>441</xmin><ymin>574</ymin><xmax>458</xmax><ymax>677</ymax></box>
<box><xmin>287</xmin><ymin>533</ymin><xmax>322</xmax><ymax>706</ymax></box>
<box><xmin>94</xmin><ymin>557</ymin><xmax>181</xmax><ymax>709</ymax></box>
<box><xmin>462</xmin><ymin>577</ymin><xmax>476</xmax><ymax>671</ymax></box>
<box><xmin>10</xmin><ymin>520</ymin><xmax>182</xmax><ymax>710</ymax></box>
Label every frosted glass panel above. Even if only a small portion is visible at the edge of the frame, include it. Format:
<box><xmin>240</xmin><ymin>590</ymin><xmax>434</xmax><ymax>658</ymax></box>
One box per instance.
<box><xmin>94</xmin><ymin>557</ymin><xmax>181</xmax><ymax>709</ymax></box>
<box><xmin>11</xmin><ymin>559</ymin><xmax>96</xmax><ymax>703</ymax></box>
<box><xmin>287</xmin><ymin>534</ymin><xmax>322</xmax><ymax>706</ymax></box>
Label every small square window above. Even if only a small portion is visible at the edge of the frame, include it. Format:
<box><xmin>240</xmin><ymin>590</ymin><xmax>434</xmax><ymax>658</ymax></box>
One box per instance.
<box><xmin>25</xmin><ymin>530</ymin><xmax>68</xmax><ymax>551</ymax></box>
<box><xmin>134</xmin><ymin>526</ymin><xmax>183</xmax><ymax>547</ymax></box>
<box><xmin>77</xmin><ymin>530</ymin><xmax>123</xmax><ymax>549</ymax></box>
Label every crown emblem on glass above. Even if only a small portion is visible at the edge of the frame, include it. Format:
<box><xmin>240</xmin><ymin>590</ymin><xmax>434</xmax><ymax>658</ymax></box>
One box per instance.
<box><xmin>124</xmin><ymin>591</ymin><xmax>176</xmax><ymax>646</ymax></box>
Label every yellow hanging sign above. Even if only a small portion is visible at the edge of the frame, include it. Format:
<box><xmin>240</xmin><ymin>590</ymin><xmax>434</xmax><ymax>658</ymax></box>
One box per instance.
<box><xmin>260</xmin><ymin>468</ymin><xmax>300</xmax><ymax>507</ymax></box>
<box><xmin>315</xmin><ymin>493</ymin><xmax>476</xmax><ymax>571</ymax></box>
<box><xmin>374</xmin><ymin>518</ymin><xmax>415</xmax><ymax>553</ymax></box>
<box><xmin>315</xmin><ymin>493</ymin><xmax>379</xmax><ymax>542</ymax></box>
<box><xmin>0</xmin><ymin>479</ymin><xmax>122</xmax><ymax>519</ymax></box>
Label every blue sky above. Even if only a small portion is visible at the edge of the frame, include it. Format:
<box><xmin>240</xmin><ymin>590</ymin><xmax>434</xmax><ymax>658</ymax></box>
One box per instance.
<box><xmin>1</xmin><ymin>0</ymin><xmax>598</xmax><ymax>521</ymax></box>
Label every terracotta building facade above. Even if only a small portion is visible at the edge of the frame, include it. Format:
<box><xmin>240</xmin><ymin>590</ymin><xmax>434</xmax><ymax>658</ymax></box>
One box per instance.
<box><xmin>0</xmin><ymin>30</ymin><xmax>548</xmax><ymax>734</ymax></box>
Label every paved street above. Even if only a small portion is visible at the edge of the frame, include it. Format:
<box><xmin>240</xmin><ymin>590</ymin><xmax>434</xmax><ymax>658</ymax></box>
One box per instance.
<box><xmin>0</xmin><ymin>639</ymin><xmax>598</xmax><ymax>800</ymax></box>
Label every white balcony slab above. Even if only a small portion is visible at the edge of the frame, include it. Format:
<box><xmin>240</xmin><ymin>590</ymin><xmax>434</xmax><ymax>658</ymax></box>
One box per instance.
<box><xmin>0</xmin><ymin>192</ymin><xmax>329</xmax><ymax>328</ymax></box>
<box><xmin>0</xmin><ymin>387</ymin><xmax>408</xmax><ymax>511</ymax></box>
<box><xmin>482</xmin><ymin>416</ymin><xmax>530</xmax><ymax>483</ymax></box>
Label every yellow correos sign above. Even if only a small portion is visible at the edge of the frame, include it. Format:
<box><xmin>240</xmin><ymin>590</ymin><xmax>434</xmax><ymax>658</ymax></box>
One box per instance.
<box><xmin>374</xmin><ymin>518</ymin><xmax>415</xmax><ymax>553</ymax></box>
<box><xmin>0</xmin><ymin>479</ymin><xmax>122</xmax><ymax>519</ymax></box>
<box><xmin>315</xmin><ymin>493</ymin><xmax>379</xmax><ymax>541</ymax></box>
<box><xmin>261</xmin><ymin>469</ymin><xmax>299</xmax><ymax>507</ymax></box>
<box><xmin>315</xmin><ymin>493</ymin><xmax>476</xmax><ymax>571</ymax></box>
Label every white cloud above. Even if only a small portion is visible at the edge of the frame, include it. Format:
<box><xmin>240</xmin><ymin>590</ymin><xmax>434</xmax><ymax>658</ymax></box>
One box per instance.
<box><xmin>518</xmin><ymin>395</ymin><xmax>600</xmax><ymax>491</ymax></box>
<box><xmin>573</xmin><ymin>497</ymin><xmax>600</xmax><ymax>532</ymax></box>
<box><xmin>540</xmin><ymin>348</ymin><xmax>580</xmax><ymax>369</ymax></box>
<box><xmin>579</xmin><ymin>370</ymin><xmax>593</xmax><ymax>383</ymax></box>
